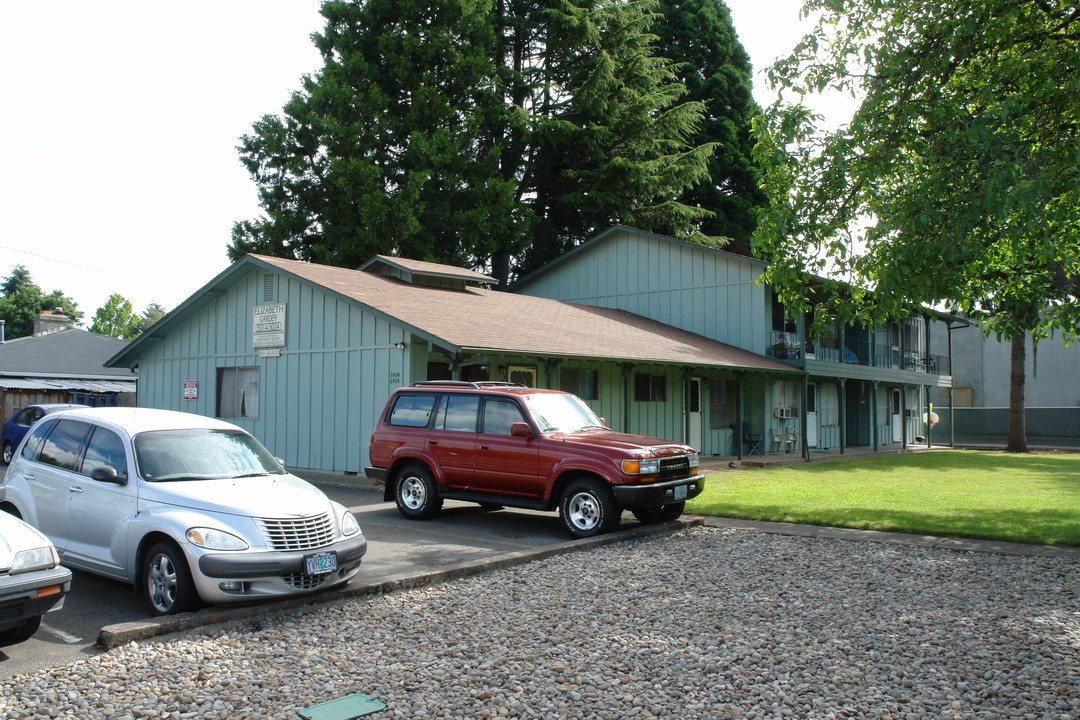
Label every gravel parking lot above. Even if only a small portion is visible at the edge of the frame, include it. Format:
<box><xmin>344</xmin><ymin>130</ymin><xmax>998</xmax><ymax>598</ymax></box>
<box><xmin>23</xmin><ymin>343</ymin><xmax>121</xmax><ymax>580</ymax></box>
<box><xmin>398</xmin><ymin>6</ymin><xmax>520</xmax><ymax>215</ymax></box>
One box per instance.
<box><xmin>2</xmin><ymin>526</ymin><xmax>1077</xmax><ymax>720</ymax></box>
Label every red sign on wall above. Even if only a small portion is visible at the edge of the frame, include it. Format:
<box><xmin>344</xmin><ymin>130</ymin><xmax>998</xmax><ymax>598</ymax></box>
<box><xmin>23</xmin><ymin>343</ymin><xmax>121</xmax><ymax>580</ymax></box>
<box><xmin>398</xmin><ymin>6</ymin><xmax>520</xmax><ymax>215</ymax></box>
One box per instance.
<box><xmin>183</xmin><ymin>381</ymin><xmax>198</xmax><ymax>400</ymax></box>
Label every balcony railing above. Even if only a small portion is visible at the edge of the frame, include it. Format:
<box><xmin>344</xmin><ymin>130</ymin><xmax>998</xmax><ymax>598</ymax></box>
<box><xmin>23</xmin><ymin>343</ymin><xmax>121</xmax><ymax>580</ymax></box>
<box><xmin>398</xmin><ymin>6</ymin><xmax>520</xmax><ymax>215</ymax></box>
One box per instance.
<box><xmin>768</xmin><ymin>332</ymin><xmax>950</xmax><ymax>374</ymax></box>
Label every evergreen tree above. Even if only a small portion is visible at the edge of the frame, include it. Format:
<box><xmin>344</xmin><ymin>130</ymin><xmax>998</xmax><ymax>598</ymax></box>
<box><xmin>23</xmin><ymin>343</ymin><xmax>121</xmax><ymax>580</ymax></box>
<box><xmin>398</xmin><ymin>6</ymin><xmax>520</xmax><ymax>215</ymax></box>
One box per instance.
<box><xmin>653</xmin><ymin>0</ymin><xmax>764</xmax><ymax>255</ymax></box>
<box><xmin>232</xmin><ymin>0</ymin><xmax>716</xmax><ymax>283</ymax></box>
<box><xmin>231</xmin><ymin>0</ymin><xmax>518</xmax><ymax>271</ymax></box>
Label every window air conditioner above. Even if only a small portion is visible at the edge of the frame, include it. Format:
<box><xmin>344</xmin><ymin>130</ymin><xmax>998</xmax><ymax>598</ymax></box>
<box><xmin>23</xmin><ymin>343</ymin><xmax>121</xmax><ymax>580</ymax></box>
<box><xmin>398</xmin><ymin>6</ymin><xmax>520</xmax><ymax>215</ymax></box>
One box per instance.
<box><xmin>774</xmin><ymin>407</ymin><xmax>794</xmax><ymax>419</ymax></box>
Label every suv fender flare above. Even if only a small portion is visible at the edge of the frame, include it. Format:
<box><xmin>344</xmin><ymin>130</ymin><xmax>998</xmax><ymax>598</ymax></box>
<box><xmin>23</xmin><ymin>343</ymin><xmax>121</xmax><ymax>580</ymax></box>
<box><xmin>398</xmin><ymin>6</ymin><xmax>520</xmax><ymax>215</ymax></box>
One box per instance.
<box><xmin>546</xmin><ymin>458</ymin><xmax>620</xmax><ymax>504</ymax></box>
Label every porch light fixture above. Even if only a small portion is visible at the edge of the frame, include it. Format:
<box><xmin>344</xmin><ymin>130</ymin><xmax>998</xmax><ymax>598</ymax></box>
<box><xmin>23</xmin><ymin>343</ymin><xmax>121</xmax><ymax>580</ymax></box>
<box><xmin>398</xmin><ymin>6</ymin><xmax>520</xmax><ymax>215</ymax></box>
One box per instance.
<box><xmin>394</xmin><ymin>341</ymin><xmax>407</xmax><ymax>350</ymax></box>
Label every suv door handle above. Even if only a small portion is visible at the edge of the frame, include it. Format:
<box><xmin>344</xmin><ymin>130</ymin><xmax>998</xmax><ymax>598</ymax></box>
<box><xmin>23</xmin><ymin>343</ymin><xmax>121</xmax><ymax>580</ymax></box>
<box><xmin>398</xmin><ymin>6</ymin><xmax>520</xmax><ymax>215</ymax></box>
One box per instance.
<box><xmin>428</xmin><ymin>440</ymin><xmax>439</xmax><ymax>446</ymax></box>
<box><xmin>69</xmin><ymin>485</ymin><xmax>84</xmax><ymax>494</ymax></box>
<box><xmin>24</xmin><ymin>474</ymin><xmax>35</xmax><ymax>482</ymax></box>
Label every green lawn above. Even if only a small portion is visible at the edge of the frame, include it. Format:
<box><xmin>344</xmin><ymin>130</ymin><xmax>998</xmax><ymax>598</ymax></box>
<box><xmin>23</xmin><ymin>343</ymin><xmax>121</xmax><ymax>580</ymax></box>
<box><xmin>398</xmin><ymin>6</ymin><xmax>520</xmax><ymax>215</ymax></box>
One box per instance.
<box><xmin>686</xmin><ymin>450</ymin><xmax>1080</xmax><ymax>546</ymax></box>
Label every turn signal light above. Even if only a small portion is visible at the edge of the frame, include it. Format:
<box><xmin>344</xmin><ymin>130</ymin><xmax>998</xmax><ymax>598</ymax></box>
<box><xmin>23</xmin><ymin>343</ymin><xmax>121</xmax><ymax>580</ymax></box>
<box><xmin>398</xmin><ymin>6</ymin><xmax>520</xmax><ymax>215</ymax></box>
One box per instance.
<box><xmin>36</xmin><ymin>585</ymin><xmax>63</xmax><ymax>599</ymax></box>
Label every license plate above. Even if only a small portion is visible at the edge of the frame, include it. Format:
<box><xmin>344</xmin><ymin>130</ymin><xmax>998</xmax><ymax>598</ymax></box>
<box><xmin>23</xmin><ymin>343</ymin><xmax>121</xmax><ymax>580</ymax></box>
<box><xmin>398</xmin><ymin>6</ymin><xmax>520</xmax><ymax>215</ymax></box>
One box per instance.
<box><xmin>304</xmin><ymin>551</ymin><xmax>338</xmax><ymax>575</ymax></box>
<box><xmin>674</xmin><ymin>485</ymin><xmax>688</xmax><ymax>501</ymax></box>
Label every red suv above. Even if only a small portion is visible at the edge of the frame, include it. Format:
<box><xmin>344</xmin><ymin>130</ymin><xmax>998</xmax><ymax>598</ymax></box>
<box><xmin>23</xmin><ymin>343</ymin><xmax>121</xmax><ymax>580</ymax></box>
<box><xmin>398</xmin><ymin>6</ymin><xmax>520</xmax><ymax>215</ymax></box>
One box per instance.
<box><xmin>366</xmin><ymin>382</ymin><xmax>705</xmax><ymax>537</ymax></box>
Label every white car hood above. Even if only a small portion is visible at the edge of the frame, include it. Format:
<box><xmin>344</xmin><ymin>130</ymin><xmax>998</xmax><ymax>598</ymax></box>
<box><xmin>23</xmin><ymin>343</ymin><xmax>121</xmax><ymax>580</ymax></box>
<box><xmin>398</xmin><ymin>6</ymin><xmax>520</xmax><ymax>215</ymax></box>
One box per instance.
<box><xmin>138</xmin><ymin>473</ymin><xmax>335</xmax><ymax>519</ymax></box>
<box><xmin>0</xmin><ymin>511</ymin><xmax>55</xmax><ymax>572</ymax></box>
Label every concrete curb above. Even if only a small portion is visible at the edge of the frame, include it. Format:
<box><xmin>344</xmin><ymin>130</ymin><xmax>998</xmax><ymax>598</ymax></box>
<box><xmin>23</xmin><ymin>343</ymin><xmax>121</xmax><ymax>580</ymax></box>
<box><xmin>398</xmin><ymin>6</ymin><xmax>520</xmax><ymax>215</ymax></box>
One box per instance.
<box><xmin>97</xmin><ymin>517</ymin><xmax>703</xmax><ymax>649</ymax></box>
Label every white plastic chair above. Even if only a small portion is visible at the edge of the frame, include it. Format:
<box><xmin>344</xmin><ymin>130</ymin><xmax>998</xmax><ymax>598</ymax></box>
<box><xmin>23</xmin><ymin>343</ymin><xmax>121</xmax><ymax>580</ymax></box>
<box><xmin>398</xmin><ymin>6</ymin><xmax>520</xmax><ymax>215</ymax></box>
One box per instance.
<box><xmin>784</xmin><ymin>425</ymin><xmax>801</xmax><ymax>454</ymax></box>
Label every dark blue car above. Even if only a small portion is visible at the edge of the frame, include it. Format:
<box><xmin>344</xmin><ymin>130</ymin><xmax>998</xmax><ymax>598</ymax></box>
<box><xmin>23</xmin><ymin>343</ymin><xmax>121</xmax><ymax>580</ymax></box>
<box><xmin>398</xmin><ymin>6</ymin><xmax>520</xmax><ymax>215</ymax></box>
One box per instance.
<box><xmin>1</xmin><ymin>404</ymin><xmax>88</xmax><ymax>464</ymax></box>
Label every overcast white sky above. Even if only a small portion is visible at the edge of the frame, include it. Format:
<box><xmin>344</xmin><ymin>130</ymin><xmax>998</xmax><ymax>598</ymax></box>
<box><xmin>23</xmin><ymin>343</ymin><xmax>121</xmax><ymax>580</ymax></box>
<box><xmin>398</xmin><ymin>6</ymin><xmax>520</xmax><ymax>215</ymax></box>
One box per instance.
<box><xmin>0</xmin><ymin>1</ymin><xmax>848</xmax><ymax>320</ymax></box>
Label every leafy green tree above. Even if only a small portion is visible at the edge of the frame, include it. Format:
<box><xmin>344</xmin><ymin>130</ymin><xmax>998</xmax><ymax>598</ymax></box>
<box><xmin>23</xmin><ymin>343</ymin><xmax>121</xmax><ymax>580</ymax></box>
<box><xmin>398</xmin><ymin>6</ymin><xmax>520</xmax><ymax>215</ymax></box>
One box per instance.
<box><xmin>232</xmin><ymin>0</ymin><xmax>716</xmax><ymax>284</ymax></box>
<box><xmin>0</xmin><ymin>265</ymin><xmax>82</xmax><ymax>339</ymax></box>
<box><xmin>653</xmin><ymin>0</ymin><xmax>765</xmax><ymax>254</ymax></box>
<box><xmin>753</xmin><ymin>0</ymin><xmax>1079</xmax><ymax>452</ymax></box>
<box><xmin>90</xmin><ymin>294</ymin><xmax>142</xmax><ymax>340</ymax></box>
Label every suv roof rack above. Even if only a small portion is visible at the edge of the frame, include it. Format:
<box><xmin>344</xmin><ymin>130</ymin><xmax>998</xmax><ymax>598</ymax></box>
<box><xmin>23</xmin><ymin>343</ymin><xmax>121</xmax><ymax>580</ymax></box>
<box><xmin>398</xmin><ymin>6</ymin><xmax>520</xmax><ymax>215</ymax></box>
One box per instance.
<box><xmin>411</xmin><ymin>381</ymin><xmax>528</xmax><ymax>389</ymax></box>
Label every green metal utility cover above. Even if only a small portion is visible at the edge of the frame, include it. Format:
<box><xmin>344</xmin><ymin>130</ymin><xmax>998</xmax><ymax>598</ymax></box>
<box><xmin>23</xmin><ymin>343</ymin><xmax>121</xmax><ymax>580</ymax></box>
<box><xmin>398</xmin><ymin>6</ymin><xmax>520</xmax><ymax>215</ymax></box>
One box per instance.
<box><xmin>298</xmin><ymin>693</ymin><xmax>386</xmax><ymax>720</ymax></box>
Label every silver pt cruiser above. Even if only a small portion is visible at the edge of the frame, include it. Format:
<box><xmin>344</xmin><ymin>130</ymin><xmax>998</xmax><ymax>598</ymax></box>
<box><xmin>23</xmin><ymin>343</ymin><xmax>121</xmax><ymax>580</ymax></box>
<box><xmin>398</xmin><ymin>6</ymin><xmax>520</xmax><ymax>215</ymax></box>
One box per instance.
<box><xmin>0</xmin><ymin>407</ymin><xmax>366</xmax><ymax>615</ymax></box>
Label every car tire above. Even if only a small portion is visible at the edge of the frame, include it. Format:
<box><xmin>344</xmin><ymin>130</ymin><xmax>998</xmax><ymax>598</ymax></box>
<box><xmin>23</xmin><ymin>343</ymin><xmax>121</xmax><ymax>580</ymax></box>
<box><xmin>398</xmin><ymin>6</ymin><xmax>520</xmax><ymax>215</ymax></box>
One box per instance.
<box><xmin>560</xmin><ymin>478</ymin><xmax>620</xmax><ymax>538</ymax></box>
<box><xmin>2</xmin><ymin>441</ymin><xmax>13</xmax><ymax>465</ymax></box>
<box><xmin>0</xmin><ymin>616</ymin><xmax>41</xmax><ymax>647</ymax></box>
<box><xmin>631</xmin><ymin>501</ymin><xmax>685</xmax><ymax>524</ymax></box>
<box><xmin>142</xmin><ymin>541</ymin><xmax>200</xmax><ymax>616</ymax></box>
<box><xmin>394</xmin><ymin>464</ymin><xmax>443</xmax><ymax>520</ymax></box>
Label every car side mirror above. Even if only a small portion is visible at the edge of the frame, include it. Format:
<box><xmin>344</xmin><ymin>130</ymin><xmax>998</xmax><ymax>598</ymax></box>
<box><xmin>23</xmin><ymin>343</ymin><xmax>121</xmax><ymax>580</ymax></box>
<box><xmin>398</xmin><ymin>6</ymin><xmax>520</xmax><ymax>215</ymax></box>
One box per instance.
<box><xmin>510</xmin><ymin>422</ymin><xmax>534</xmax><ymax>438</ymax></box>
<box><xmin>599</xmin><ymin>417</ymin><xmax>607</xmax><ymax>427</ymax></box>
<box><xmin>90</xmin><ymin>466</ymin><xmax>127</xmax><ymax>485</ymax></box>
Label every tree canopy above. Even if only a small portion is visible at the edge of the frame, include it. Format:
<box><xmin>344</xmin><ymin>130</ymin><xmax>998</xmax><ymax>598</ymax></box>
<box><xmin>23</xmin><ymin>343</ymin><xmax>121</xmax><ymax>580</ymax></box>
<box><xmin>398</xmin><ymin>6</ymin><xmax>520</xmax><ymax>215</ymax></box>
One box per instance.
<box><xmin>753</xmin><ymin>0</ymin><xmax>1079</xmax><ymax>450</ymax></box>
<box><xmin>231</xmin><ymin>0</ymin><xmax>735</xmax><ymax>283</ymax></box>
<box><xmin>653</xmin><ymin>0</ymin><xmax>765</xmax><ymax>254</ymax></box>
<box><xmin>0</xmin><ymin>265</ymin><xmax>82</xmax><ymax>339</ymax></box>
<box><xmin>90</xmin><ymin>294</ymin><xmax>143</xmax><ymax>340</ymax></box>
<box><xmin>754</xmin><ymin>0</ymin><xmax>1079</xmax><ymax>337</ymax></box>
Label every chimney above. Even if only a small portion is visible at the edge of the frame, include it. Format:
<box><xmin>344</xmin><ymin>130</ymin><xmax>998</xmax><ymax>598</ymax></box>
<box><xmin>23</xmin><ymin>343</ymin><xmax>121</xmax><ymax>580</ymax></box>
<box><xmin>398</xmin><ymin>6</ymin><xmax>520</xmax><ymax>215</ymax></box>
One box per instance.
<box><xmin>33</xmin><ymin>309</ymin><xmax>70</xmax><ymax>337</ymax></box>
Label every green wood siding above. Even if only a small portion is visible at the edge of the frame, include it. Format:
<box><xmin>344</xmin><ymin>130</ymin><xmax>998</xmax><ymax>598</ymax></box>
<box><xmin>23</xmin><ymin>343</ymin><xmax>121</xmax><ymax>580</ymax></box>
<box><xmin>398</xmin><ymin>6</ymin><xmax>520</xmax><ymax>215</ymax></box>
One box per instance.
<box><xmin>516</xmin><ymin>228</ymin><xmax>769</xmax><ymax>353</ymax></box>
<box><xmin>134</xmin><ymin>268</ymin><xmax>409</xmax><ymax>474</ymax></box>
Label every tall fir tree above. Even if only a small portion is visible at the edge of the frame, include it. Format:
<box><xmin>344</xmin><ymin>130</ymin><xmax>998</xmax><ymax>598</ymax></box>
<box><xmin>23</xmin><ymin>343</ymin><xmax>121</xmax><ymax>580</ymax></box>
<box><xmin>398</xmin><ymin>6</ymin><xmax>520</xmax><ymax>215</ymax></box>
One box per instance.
<box><xmin>232</xmin><ymin>0</ymin><xmax>717</xmax><ymax>283</ymax></box>
<box><xmin>653</xmin><ymin>0</ymin><xmax>764</xmax><ymax>255</ymax></box>
<box><xmin>230</xmin><ymin>0</ymin><xmax>519</xmax><ymax>270</ymax></box>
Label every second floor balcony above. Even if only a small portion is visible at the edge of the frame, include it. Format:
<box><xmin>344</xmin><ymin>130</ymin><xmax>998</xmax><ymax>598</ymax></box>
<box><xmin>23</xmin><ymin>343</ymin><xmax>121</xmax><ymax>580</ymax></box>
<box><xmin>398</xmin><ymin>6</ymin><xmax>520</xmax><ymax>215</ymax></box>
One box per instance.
<box><xmin>767</xmin><ymin>331</ymin><xmax>950</xmax><ymax>375</ymax></box>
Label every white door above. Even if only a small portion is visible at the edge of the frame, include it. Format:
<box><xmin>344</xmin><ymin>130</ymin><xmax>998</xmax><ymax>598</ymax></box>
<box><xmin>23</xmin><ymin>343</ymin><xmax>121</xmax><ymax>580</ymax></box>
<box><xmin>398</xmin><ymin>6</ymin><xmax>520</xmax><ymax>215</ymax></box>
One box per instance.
<box><xmin>688</xmin><ymin>378</ymin><xmax>702</xmax><ymax>451</ymax></box>
<box><xmin>805</xmin><ymin>384</ymin><xmax>818</xmax><ymax>448</ymax></box>
<box><xmin>892</xmin><ymin>390</ymin><xmax>903</xmax><ymax>442</ymax></box>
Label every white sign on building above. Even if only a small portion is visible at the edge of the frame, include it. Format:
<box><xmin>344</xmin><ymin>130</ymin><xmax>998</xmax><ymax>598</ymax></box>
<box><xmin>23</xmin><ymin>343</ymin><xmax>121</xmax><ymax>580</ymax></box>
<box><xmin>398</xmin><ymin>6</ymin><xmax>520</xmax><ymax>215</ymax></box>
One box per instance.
<box><xmin>253</xmin><ymin>304</ymin><xmax>286</xmax><ymax>349</ymax></box>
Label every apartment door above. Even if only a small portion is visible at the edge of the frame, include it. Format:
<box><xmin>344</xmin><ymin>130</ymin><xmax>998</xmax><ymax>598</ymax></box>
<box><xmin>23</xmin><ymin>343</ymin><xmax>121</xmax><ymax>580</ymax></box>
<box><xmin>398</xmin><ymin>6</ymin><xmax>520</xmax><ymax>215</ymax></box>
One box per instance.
<box><xmin>892</xmin><ymin>389</ymin><xmax>903</xmax><ymax>443</ymax></box>
<box><xmin>687</xmin><ymin>378</ymin><xmax>702</xmax><ymax>451</ymax></box>
<box><xmin>805</xmin><ymin>383</ymin><xmax>818</xmax><ymax>448</ymax></box>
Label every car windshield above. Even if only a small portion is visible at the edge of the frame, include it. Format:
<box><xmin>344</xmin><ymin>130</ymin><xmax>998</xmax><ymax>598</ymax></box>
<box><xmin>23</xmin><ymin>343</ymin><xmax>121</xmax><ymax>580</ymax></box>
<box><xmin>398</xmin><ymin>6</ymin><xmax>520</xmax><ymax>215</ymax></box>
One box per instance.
<box><xmin>522</xmin><ymin>393</ymin><xmax>606</xmax><ymax>434</ymax></box>
<box><xmin>133</xmin><ymin>429</ymin><xmax>284</xmax><ymax>481</ymax></box>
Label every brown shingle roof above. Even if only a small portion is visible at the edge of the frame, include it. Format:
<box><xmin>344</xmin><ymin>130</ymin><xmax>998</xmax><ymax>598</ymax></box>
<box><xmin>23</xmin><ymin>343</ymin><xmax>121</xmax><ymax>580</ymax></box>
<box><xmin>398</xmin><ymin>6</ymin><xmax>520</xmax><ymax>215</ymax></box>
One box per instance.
<box><xmin>254</xmin><ymin>255</ymin><xmax>795</xmax><ymax>372</ymax></box>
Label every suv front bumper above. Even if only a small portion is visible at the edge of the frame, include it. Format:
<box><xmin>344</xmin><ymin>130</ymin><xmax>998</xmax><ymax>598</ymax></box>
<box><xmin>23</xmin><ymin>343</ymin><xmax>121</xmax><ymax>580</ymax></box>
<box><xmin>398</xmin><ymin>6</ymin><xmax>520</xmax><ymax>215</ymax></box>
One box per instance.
<box><xmin>611</xmin><ymin>474</ymin><xmax>706</xmax><ymax>510</ymax></box>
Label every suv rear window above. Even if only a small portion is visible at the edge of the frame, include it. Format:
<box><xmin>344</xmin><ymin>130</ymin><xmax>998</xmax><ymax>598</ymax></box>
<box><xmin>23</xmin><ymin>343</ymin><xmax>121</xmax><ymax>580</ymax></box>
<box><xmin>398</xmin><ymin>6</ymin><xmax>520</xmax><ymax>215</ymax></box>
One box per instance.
<box><xmin>388</xmin><ymin>394</ymin><xmax>438</xmax><ymax>428</ymax></box>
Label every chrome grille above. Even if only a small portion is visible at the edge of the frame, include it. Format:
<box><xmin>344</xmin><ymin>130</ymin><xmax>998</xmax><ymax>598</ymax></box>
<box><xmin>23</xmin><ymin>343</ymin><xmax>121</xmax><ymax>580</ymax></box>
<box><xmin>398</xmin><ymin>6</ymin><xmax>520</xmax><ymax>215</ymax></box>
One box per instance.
<box><xmin>256</xmin><ymin>513</ymin><xmax>335</xmax><ymax>551</ymax></box>
<box><xmin>658</xmin><ymin>455</ymin><xmax>691</xmax><ymax>480</ymax></box>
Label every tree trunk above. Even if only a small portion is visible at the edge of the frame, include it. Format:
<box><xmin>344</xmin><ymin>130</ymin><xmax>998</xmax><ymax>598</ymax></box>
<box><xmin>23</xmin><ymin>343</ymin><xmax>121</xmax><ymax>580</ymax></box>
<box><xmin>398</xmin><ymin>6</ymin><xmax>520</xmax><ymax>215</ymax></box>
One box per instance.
<box><xmin>1006</xmin><ymin>333</ymin><xmax>1027</xmax><ymax>452</ymax></box>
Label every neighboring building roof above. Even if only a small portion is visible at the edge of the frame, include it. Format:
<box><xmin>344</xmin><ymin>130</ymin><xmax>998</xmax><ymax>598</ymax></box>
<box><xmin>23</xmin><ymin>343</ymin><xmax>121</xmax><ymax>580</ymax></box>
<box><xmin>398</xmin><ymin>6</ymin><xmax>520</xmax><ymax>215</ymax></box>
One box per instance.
<box><xmin>0</xmin><ymin>329</ymin><xmax>137</xmax><ymax>383</ymax></box>
<box><xmin>108</xmin><ymin>253</ymin><xmax>796</xmax><ymax>374</ymax></box>
<box><xmin>359</xmin><ymin>255</ymin><xmax>497</xmax><ymax>285</ymax></box>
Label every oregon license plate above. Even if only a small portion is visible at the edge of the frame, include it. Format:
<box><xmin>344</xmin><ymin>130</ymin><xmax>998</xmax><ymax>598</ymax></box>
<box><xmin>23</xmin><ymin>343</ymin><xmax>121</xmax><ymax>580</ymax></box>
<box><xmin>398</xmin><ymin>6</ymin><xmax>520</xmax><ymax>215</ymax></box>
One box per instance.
<box><xmin>304</xmin><ymin>551</ymin><xmax>338</xmax><ymax>575</ymax></box>
<box><xmin>674</xmin><ymin>485</ymin><xmax>688</xmax><ymax>501</ymax></box>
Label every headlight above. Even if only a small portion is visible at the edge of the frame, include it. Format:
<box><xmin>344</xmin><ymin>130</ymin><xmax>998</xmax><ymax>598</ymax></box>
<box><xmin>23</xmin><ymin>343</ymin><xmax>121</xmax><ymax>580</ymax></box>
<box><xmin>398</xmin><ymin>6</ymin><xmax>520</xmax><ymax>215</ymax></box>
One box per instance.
<box><xmin>687</xmin><ymin>452</ymin><xmax>699</xmax><ymax>468</ymax></box>
<box><xmin>621</xmin><ymin>458</ymin><xmax>660</xmax><ymax>475</ymax></box>
<box><xmin>10</xmin><ymin>546</ymin><xmax>59</xmax><ymax>574</ymax></box>
<box><xmin>186</xmin><ymin>528</ymin><xmax>249</xmax><ymax>551</ymax></box>
<box><xmin>340</xmin><ymin>510</ymin><xmax>360</xmax><ymax>536</ymax></box>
